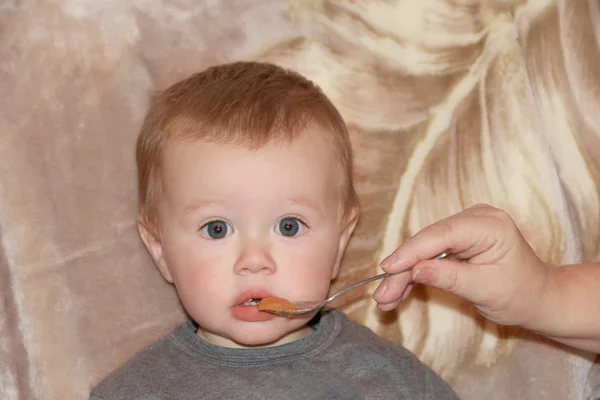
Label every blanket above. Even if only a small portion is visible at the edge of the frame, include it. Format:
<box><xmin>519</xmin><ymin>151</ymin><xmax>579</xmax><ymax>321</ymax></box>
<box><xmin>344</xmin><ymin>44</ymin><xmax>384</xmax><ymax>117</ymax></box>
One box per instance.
<box><xmin>1</xmin><ymin>1</ymin><xmax>599</xmax><ymax>398</ymax></box>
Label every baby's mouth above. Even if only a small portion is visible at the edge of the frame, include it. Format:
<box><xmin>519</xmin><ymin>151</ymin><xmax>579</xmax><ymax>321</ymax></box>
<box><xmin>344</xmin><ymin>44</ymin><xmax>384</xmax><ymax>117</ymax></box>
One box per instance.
<box><xmin>240</xmin><ymin>298</ymin><xmax>262</xmax><ymax>307</ymax></box>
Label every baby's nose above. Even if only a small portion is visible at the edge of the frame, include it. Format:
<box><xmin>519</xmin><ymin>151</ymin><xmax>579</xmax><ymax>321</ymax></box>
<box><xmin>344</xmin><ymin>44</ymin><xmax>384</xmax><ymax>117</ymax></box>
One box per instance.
<box><xmin>233</xmin><ymin>240</ymin><xmax>276</xmax><ymax>275</ymax></box>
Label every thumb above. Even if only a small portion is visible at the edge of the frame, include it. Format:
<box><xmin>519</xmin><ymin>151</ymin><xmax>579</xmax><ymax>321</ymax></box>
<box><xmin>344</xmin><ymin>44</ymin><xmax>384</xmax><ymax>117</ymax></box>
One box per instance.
<box><xmin>412</xmin><ymin>259</ymin><xmax>474</xmax><ymax>298</ymax></box>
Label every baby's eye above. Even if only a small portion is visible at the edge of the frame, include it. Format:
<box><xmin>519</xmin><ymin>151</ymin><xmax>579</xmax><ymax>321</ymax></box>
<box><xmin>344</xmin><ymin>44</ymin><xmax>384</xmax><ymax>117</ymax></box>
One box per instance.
<box><xmin>275</xmin><ymin>217</ymin><xmax>306</xmax><ymax>237</ymax></box>
<box><xmin>199</xmin><ymin>220</ymin><xmax>233</xmax><ymax>239</ymax></box>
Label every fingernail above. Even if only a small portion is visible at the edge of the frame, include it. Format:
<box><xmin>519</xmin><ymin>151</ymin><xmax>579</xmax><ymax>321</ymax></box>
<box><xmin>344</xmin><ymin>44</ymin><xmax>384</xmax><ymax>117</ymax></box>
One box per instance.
<box><xmin>377</xmin><ymin>281</ymin><xmax>389</xmax><ymax>297</ymax></box>
<box><xmin>412</xmin><ymin>267</ymin><xmax>436</xmax><ymax>284</ymax></box>
<box><xmin>401</xmin><ymin>283</ymin><xmax>414</xmax><ymax>301</ymax></box>
<box><xmin>380</xmin><ymin>253</ymin><xmax>396</xmax><ymax>268</ymax></box>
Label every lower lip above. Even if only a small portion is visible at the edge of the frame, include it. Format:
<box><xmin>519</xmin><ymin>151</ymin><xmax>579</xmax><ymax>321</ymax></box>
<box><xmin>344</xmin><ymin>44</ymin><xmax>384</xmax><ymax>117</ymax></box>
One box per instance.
<box><xmin>231</xmin><ymin>305</ymin><xmax>276</xmax><ymax>322</ymax></box>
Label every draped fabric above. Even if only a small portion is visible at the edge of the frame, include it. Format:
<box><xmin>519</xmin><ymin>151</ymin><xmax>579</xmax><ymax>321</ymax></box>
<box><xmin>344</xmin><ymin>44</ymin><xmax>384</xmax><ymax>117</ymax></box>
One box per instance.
<box><xmin>1</xmin><ymin>1</ymin><xmax>599</xmax><ymax>398</ymax></box>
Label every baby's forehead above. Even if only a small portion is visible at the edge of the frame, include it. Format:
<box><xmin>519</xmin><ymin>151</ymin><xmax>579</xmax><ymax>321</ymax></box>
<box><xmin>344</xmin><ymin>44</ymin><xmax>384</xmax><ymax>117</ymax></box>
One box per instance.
<box><xmin>158</xmin><ymin>124</ymin><xmax>349</xmax><ymax>196</ymax></box>
<box><xmin>160</xmin><ymin>133</ymin><xmax>345</xmax><ymax>186</ymax></box>
<box><xmin>158</xmin><ymin>134</ymin><xmax>346</xmax><ymax>208</ymax></box>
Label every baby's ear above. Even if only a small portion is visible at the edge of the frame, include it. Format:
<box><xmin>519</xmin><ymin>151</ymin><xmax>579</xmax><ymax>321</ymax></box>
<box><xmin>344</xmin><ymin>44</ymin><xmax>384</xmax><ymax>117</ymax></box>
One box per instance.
<box><xmin>331</xmin><ymin>206</ymin><xmax>360</xmax><ymax>279</ymax></box>
<box><xmin>137</xmin><ymin>218</ymin><xmax>173</xmax><ymax>283</ymax></box>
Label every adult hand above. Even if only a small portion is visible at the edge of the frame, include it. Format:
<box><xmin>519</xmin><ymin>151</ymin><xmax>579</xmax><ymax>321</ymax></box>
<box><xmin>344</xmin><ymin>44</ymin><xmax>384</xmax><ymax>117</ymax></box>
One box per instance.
<box><xmin>373</xmin><ymin>204</ymin><xmax>550</xmax><ymax>328</ymax></box>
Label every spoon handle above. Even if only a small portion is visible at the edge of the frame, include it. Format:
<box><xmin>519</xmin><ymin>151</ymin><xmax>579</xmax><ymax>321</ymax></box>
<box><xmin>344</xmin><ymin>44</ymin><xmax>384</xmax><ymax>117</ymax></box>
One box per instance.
<box><xmin>325</xmin><ymin>250</ymin><xmax>450</xmax><ymax>304</ymax></box>
<box><xmin>325</xmin><ymin>271</ymin><xmax>397</xmax><ymax>303</ymax></box>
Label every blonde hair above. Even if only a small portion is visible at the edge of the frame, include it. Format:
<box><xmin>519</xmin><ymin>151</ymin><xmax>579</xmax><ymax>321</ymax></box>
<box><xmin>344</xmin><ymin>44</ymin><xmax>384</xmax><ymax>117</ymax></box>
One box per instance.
<box><xmin>136</xmin><ymin>61</ymin><xmax>359</xmax><ymax>230</ymax></box>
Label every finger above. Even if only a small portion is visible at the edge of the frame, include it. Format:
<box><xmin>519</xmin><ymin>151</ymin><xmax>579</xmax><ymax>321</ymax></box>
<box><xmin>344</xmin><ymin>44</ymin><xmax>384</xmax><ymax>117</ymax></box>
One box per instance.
<box><xmin>376</xmin><ymin>283</ymin><xmax>414</xmax><ymax>311</ymax></box>
<box><xmin>372</xmin><ymin>272</ymin><xmax>412</xmax><ymax>304</ymax></box>
<box><xmin>379</xmin><ymin>206</ymin><xmax>505</xmax><ymax>273</ymax></box>
<box><xmin>412</xmin><ymin>258</ymin><xmax>479</xmax><ymax>301</ymax></box>
<box><xmin>377</xmin><ymin>299</ymin><xmax>403</xmax><ymax>312</ymax></box>
<box><xmin>378</xmin><ymin>217</ymin><xmax>461</xmax><ymax>273</ymax></box>
<box><xmin>402</xmin><ymin>283</ymin><xmax>415</xmax><ymax>301</ymax></box>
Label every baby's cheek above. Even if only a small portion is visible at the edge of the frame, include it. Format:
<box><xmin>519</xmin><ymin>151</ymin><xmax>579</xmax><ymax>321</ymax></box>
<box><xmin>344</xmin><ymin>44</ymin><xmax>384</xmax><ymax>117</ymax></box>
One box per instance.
<box><xmin>175</xmin><ymin>267</ymin><xmax>219</xmax><ymax>303</ymax></box>
<box><xmin>294</xmin><ymin>263</ymin><xmax>335</xmax><ymax>296</ymax></box>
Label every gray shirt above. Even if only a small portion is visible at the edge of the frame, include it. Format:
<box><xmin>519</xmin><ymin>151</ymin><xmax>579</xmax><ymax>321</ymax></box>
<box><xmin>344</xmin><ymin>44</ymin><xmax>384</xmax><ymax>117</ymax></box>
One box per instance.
<box><xmin>90</xmin><ymin>310</ymin><xmax>459</xmax><ymax>399</ymax></box>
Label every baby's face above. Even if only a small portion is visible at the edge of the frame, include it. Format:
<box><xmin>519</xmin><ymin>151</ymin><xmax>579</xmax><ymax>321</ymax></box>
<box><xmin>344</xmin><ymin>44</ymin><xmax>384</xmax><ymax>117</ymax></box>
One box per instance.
<box><xmin>140</xmin><ymin>130</ymin><xmax>356</xmax><ymax>348</ymax></box>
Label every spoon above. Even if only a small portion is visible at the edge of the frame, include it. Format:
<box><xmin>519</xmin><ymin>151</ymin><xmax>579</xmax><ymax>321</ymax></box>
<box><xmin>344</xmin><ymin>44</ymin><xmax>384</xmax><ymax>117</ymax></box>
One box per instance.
<box><xmin>258</xmin><ymin>250</ymin><xmax>451</xmax><ymax>317</ymax></box>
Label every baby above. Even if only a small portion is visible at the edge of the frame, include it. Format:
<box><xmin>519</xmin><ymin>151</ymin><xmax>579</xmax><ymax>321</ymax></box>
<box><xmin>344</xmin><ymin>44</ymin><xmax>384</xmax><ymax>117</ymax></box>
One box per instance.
<box><xmin>90</xmin><ymin>61</ymin><xmax>459</xmax><ymax>399</ymax></box>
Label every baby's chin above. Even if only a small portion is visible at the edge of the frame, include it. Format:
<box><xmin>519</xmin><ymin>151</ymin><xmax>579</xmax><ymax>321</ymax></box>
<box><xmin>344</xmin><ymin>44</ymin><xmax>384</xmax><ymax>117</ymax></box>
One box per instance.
<box><xmin>201</xmin><ymin>324</ymin><xmax>313</xmax><ymax>348</ymax></box>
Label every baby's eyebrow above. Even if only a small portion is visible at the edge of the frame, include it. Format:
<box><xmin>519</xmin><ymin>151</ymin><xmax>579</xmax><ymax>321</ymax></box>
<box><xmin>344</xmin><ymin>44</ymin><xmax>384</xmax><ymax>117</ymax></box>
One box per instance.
<box><xmin>289</xmin><ymin>197</ymin><xmax>324</xmax><ymax>216</ymax></box>
<box><xmin>183</xmin><ymin>199</ymin><xmax>219</xmax><ymax>214</ymax></box>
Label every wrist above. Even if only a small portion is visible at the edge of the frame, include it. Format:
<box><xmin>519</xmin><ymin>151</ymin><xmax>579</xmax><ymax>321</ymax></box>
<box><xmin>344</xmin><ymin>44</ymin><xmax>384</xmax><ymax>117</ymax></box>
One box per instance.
<box><xmin>521</xmin><ymin>260</ymin><xmax>556</xmax><ymax>333</ymax></box>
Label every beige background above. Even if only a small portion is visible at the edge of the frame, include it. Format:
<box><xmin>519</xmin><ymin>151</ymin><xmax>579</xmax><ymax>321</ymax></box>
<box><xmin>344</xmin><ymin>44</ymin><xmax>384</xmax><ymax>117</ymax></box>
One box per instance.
<box><xmin>1</xmin><ymin>1</ymin><xmax>599</xmax><ymax>399</ymax></box>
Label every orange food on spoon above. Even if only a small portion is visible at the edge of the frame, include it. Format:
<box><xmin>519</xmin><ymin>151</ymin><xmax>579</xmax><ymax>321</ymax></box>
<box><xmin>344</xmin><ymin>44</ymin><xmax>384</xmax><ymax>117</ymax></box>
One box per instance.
<box><xmin>258</xmin><ymin>296</ymin><xmax>296</xmax><ymax>316</ymax></box>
